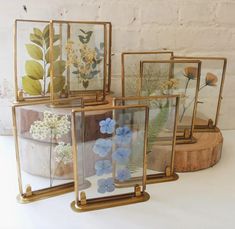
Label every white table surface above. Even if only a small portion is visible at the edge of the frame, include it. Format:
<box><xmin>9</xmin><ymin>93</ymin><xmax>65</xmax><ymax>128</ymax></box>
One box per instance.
<box><xmin>0</xmin><ymin>131</ymin><xmax>235</xmax><ymax>229</ymax></box>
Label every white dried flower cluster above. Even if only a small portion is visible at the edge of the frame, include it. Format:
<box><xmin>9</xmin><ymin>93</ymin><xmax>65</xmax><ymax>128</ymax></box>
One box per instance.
<box><xmin>160</xmin><ymin>79</ymin><xmax>179</xmax><ymax>90</ymax></box>
<box><xmin>54</xmin><ymin>142</ymin><xmax>72</xmax><ymax>165</ymax></box>
<box><xmin>30</xmin><ymin>111</ymin><xmax>71</xmax><ymax>140</ymax></box>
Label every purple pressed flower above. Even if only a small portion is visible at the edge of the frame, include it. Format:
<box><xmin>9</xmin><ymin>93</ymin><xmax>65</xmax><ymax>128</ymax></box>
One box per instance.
<box><xmin>97</xmin><ymin>177</ymin><xmax>115</xmax><ymax>194</ymax></box>
<box><xmin>93</xmin><ymin>139</ymin><xmax>112</xmax><ymax>157</ymax></box>
<box><xmin>99</xmin><ymin>118</ymin><xmax>116</xmax><ymax>134</ymax></box>
<box><xmin>116</xmin><ymin>168</ymin><xmax>131</xmax><ymax>182</ymax></box>
<box><xmin>112</xmin><ymin>147</ymin><xmax>131</xmax><ymax>164</ymax></box>
<box><xmin>115</xmin><ymin>126</ymin><xmax>132</xmax><ymax>145</ymax></box>
<box><xmin>95</xmin><ymin>160</ymin><xmax>112</xmax><ymax>176</ymax></box>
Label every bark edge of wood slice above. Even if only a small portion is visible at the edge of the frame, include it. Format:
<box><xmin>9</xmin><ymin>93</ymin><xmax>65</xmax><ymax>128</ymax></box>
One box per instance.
<box><xmin>174</xmin><ymin>130</ymin><xmax>223</xmax><ymax>172</ymax></box>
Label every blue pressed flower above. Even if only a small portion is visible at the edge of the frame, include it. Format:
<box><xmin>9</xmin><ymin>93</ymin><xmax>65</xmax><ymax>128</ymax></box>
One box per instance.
<box><xmin>97</xmin><ymin>177</ymin><xmax>115</xmax><ymax>194</ymax></box>
<box><xmin>93</xmin><ymin>139</ymin><xmax>112</xmax><ymax>157</ymax></box>
<box><xmin>116</xmin><ymin>168</ymin><xmax>131</xmax><ymax>182</ymax></box>
<box><xmin>112</xmin><ymin>147</ymin><xmax>131</xmax><ymax>164</ymax></box>
<box><xmin>115</xmin><ymin>126</ymin><xmax>132</xmax><ymax>145</ymax></box>
<box><xmin>95</xmin><ymin>160</ymin><xmax>112</xmax><ymax>176</ymax></box>
<box><xmin>99</xmin><ymin>118</ymin><xmax>116</xmax><ymax>134</ymax></box>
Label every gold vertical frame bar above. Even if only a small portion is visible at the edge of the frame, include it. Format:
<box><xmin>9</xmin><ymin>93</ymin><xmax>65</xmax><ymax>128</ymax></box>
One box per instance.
<box><xmin>49</xmin><ymin>20</ymin><xmax>55</xmax><ymax>101</ymax></box>
<box><xmin>71</xmin><ymin>104</ymin><xmax>150</xmax><ymax>211</ymax></box>
<box><xmin>107</xmin><ymin>22</ymin><xmax>112</xmax><ymax>93</ymax></box>
<box><xmin>14</xmin><ymin>20</ymin><xmax>18</xmax><ymax>101</ymax></box>
<box><xmin>67</xmin><ymin>23</ymin><xmax>71</xmax><ymax>95</ymax></box>
<box><xmin>121</xmin><ymin>51</ymin><xmax>174</xmax><ymax>97</ymax></box>
<box><xmin>102</xmin><ymin>23</ymin><xmax>107</xmax><ymax>101</ymax></box>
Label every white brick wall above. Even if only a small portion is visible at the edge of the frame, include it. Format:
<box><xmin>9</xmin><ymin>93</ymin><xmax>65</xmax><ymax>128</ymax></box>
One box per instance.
<box><xmin>1</xmin><ymin>0</ymin><xmax>235</xmax><ymax>133</ymax></box>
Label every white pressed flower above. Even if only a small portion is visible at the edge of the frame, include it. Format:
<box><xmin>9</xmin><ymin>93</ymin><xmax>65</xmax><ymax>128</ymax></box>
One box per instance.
<box><xmin>30</xmin><ymin>111</ymin><xmax>71</xmax><ymax>140</ymax></box>
<box><xmin>54</xmin><ymin>142</ymin><xmax>72</xmax><ymax>165</ymax></box>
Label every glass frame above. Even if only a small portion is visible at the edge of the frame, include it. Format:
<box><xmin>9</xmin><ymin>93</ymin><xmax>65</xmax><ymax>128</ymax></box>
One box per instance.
<box><xmin>140</xmin><ymin>60</ymin><xmax>202</xmax><ymax>144</ymax></box>
<box><xmin>172</xmin><ymin>56</ymin><xmax>227</xmax><ymax>132</ymax></box>
<box><xmin>49</xmin><ymin>20</ymin><xmax>111</xmax><ymax>106</ymax></box>
<box><xmin>71</xmin><ymin>105</ymin><xmax>150</xmax><ymax>212</ymax></box>
<box><xmin>113</xmin><ymin>95</ymin><xmax>180</xmax><ymax>184</ymax></box>
<box><xmin>121</xmin><ymin>51</ymin><xmax>174</xmax><ymax>97</ymax></box>
<box><xmin>12</xmin><ymin>97</ymin><xmax>84</xmax><ymax>203</ymax></box>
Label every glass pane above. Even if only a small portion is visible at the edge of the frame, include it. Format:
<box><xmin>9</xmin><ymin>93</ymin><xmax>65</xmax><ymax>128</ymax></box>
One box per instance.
<box><xmin>73</xmin><ymin>106</ymin><xmax>147</xmax><ymax>201</ymax></box>
<box><xmin>174</xmin><ymin>57</ymin><xmax>226</xmax><ymax>128</ymax></box>
<box><xmin>16</xmin><ymin>20</ymin><xmax>52</xmax><ymax>100</ymax></box>
<box><xmin>141</xmin><ymin>61</ymin><xmax>200</xmax><ymax>137</ymax></box>
<box><xmin>114</xmin><ymin>96</ymin><xmax>178</xmax><ymax>177</ymax></box>
<box><xmin>122</xmin><ymin>52</ymin><xmax>173</xmax><ymax>96</ymax></box>
<box><xmin>52</xmin><ymin>21</ymin><xmax>106</xmax><ymax>99</ymax></box>
<box><xmin>14</xmin><ymin>99</ymin><xmax>82</xmax><ymax>194</ymax></box>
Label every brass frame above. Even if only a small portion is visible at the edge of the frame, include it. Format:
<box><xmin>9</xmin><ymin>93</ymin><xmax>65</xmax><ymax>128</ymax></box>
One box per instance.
<box><xmin>113</xmin><ymin>95</ymin><xmax>180</xmax><ymax>184</ymax></box>
<box><xmin>71</xmin><ymin>104</ymin><xmax>150</xmax><ymax>212</ymax></box>
<box><xmin>140</xmin><ymin>60</ymin><xmax>201</xmax><ymax>144</ymax></box>
<box><xmin>173</xmin><ymin>56</ymin><xmax>227</xmax><ymax>132</ymax></box>
<box><xmin>49</xmin><ymin>20</ymin><xmax>112</xmax><ymax>105</ymax></box>
<box><xmin>12</xmin><ymin>97</ymin><xmax>88</xmax><ymax>203</ymax></box>
<box><xmin>14</xmin><ymin>19</ymin><xmax>51</xmax><ymax>102</ymax></box>
<box><xmin>121</xmin><ymin>51</ymin><xmax>174</xmax><ymax>97</ymax></box>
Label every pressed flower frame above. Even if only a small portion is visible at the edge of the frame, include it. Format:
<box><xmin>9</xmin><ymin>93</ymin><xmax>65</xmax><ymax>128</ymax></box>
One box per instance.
<box><xmin>71</xmin><ymin>105</ymin><xmax>150</xmax><ymax>212</ymax></box>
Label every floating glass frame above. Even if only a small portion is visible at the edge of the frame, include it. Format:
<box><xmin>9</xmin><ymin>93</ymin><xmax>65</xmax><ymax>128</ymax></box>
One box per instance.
<box><xmin>173</xmin><ymin>56</ymin><xmax>227</xmax><ymax>132</ymax></box>
<box><xmin>14</xmin><ymin>19</ymin><xmax>52</xmax><ymax>102</ymax></box>
<box><xmin>140</xmin><ymin>60</ymin><xmax>201</xmax><ymax>144</ymax></box>
<box><xmin>113</xmin><ymin>95</ymin><xmax>180</xmax><ymax>184</ymax></box>
<box><xmin>121</xmin><ymin>51</ymin><xmax>174</xmax><ymax>97</ymax></box>
<box><xmin>12</xmin><ymin>97</ymin><xmax>89</xmax><ymax>203</ymax></box>
<box><xmin>49</xmin><ymin>20</ymin><xmax>111</xmax><ymax>106</ymax></box>
<box><xmin>71</xmin><ymin>105</ymin><xmax>150</xmax><ymax>212</ymax></box>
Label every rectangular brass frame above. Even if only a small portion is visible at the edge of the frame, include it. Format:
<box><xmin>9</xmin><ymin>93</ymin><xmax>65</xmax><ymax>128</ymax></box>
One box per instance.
<box><xmin>49</xmin><ymin>20</ymin><xmax>112</xmax><ymax>105</ymax></box>
<box><xmin>12</xmin><ymin>97</ymin><xmax>83</xmax><ymax>203</ymax></box>
<box><xmin>140</xmin><ymin>60</ymin><xmax>201</xmax><ymax>144</ymax></box>
<box><xmin>121</xmin><ymin>51</ymin><xmax>174</xmax><ymax>97</ymax></box>
<box><xmin>71</xmin><ymin>104</ymin><xmax>150</xmax><ymax>211</ymax></box>
<box><xmin>172</xmin><ymin>56</ymin><xmax>227</xmax><ymax>132</ymax></box>
<box><xmin>14</xmin><ymin>19</ymin><xmax>51</xmax><ymax>103</ymax></box>
<box><xmin>113</xmin><ymin>94</ymin><xmax>180</xmax><ymax>184</ymax></box>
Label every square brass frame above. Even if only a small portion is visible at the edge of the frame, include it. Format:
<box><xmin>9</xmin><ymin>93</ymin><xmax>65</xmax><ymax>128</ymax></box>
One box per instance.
<box><xmin>113</xmin><ymin>95</ymin><xmax>180</xmax><ymax>184</ymax></box>
<box><xmin>140</xmin><ymin>60</ymin><xmax>202</xmax><ymax>144</ymax></box>
<box><xmin>12</xmin><ymin>97</ymin><xmax>86</xmax><ymax>203</ymax></box>
<box><xmin>49</xmin><ymin>20</ymin><xmax>112</xmax><ymax>106</ymax></box>
<box><xmin>121</xmin><ymin>51</ymin><xmax>174</xmax><ymax>97</ymax></box>
<box><xmin>173</xmin><ymin>56</ymin><xmax>227</xmax><ymax>132</ymax></box>
<box><xmin>71</xmin><ymin>104</ymin><xmax>150</xmax><ymax>212</ymax></box>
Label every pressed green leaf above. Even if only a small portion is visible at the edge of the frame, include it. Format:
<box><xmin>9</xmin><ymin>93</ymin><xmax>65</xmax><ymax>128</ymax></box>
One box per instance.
<box><xmin>53</xmin><ymin>34</ymin><xmax>60</xmax><ymax>43</ymax></box>
<box><xmin>25</xmin><ymin>44</ymin><xmax>43</xmax><ymax>60</ymax></box>
<box><xmin>47</xmin><ymin>76</ymin><xmax>65</xmax><ymax>93</ymax></box>
<box><xmin>25</xmin><ymin>60</ymin><xmax>43</xmax><ymax>80</ymax></box>
<box><xmin>47</xmin><ymin>60</ymin><xmax>66</xmax><ymax>77</ymax></box>
<box><xmin>100</xmin><ymin>42</ymin><xmax>104</xmax><ymax>49</ymax></box>
<box><xmin>30</xmin><ymin>33</ymin><xmax>43</xmax><ymax>47</ymax></box>
<box><xmin>45</xmin><ymin>45</ymin><xmax>60</xmax><ymax>63</ymax></box>
<box><xmin>33</xmin><ymin>28</ymin><xmax>43</xmax><ymax>38</ymax></box>
<box><xmin>82</xmin><ymin>80</ymin><xmax>89</xmax><ymax>88</ymax></box>
<box><xmin>22</xmin><ymin>76</ymin><xmax>42</xmax><ymax>95</ymax></box>
<box><xmin>43</xmin><ymin>24</ymin><xmax>50</xmax><ymax>40</ymax></box>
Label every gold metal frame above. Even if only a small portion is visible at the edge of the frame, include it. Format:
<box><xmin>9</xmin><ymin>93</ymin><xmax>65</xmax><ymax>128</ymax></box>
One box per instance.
<box><xmin>12</xmin><ymin>97</ymin><xmax>89</xmax><ymax>203</ymax></box>
<box><xmin>71</xmin><ymin>104</ymin><xmax>150</xmax><ymax>212</ymax></box>
<box><xmin>14</xmin><ymin>19</ymin><xmax>51</xmax><ymax>102</ymax></box>
<box><xmin>49</xmin><ymin>20</ymin><xmax>112</xmax><ymax>106</ymax></box>
<box><xmin>140</xmin><ymin>60</ymin><xmax>201</xmax><ymax>144</ymax></box>
<box><xmin>121</xmin><ymin>51</ymin><xmax>174</xmax><ymax>97</ymax></box>
<box><xmin>173</xmin><ymin>56</ymin><xmax>227</xmax><ymax>132</ymax></box>
<box><xmin>113</xmin><ymin>95</ymin><xmax>180</xmax><ymax>184</ymax></box>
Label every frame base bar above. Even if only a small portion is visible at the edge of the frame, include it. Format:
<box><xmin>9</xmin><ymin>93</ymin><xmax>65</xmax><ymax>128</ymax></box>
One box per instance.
<box><xmin>17</xmin><ymin>180</ymin><xmax>91</xmax><ymax>204</ymax></box>
<box><xmin>71</xmin><ymin>191</ymin><xmax>150</xmax><ymax>212</ymax></box>
<box><xmin>194</xmin><ymin>126</ymin><xmax>220</xmax><ymax>133</ymax></box>
<box><xmin>146</xmin><ymin>173</ymin><xmax>179</xmax><ymax>184</ymax></box>
<box><xmin>176</xmin><ymin>136</ymin><xmax>197</xmax><ymax>144</ymax></box>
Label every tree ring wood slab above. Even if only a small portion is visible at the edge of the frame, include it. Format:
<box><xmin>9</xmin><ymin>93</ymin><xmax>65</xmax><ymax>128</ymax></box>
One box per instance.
<box><xmin>174</xmin><ymin>130</ymin><xmax>223</xmax><ymax>172</ymax></box>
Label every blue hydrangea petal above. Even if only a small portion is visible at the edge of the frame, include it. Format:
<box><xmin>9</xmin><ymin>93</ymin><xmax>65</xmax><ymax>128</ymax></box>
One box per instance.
<box><xmin>95</xmin><ymin>160</ymin><xmax>112</xmax><ymax>176</ymax></box>
<box><xmin>93</xmin><ymin>139</ymin><xmax>112</xmax><ymax>157</ymax></box>
<box><xmin>112</xmin><ymin>148</ymin><xmax>131</xmax><ymax>164</ymax></box>
<box><xmin>99</xmin><ymin>118</ymin><xmax>116</xmax><ymax>134</ymax></box>
<box><xmin>115</xmin><ymin>126</ymin><xmax>132</xmax><ymax>145</ymax></box>
<box><xmin>117</xmin><ymin>168</ymin><xmax>131</xmax><ymax>182</ymax></box>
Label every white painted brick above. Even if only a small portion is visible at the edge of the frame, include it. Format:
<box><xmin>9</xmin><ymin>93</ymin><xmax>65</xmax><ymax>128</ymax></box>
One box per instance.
<box><xmin>141</xmin><ymin>1</ymin><xmax>178</xmax><ymax>25</ymax></box>
<box><xmin>216</xmin><ymin>2</ymin><xmax>235</xmax><ymax>25</ymax></box>
<box><xmin>179</xmin><ymin>1</ymin><xmax>216</xmax><ymax>25</ymax></box>
<box><xmin>99</xmin><ymin>2</ymin><xmax>137</xmax><ymax>26</ymax></box>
